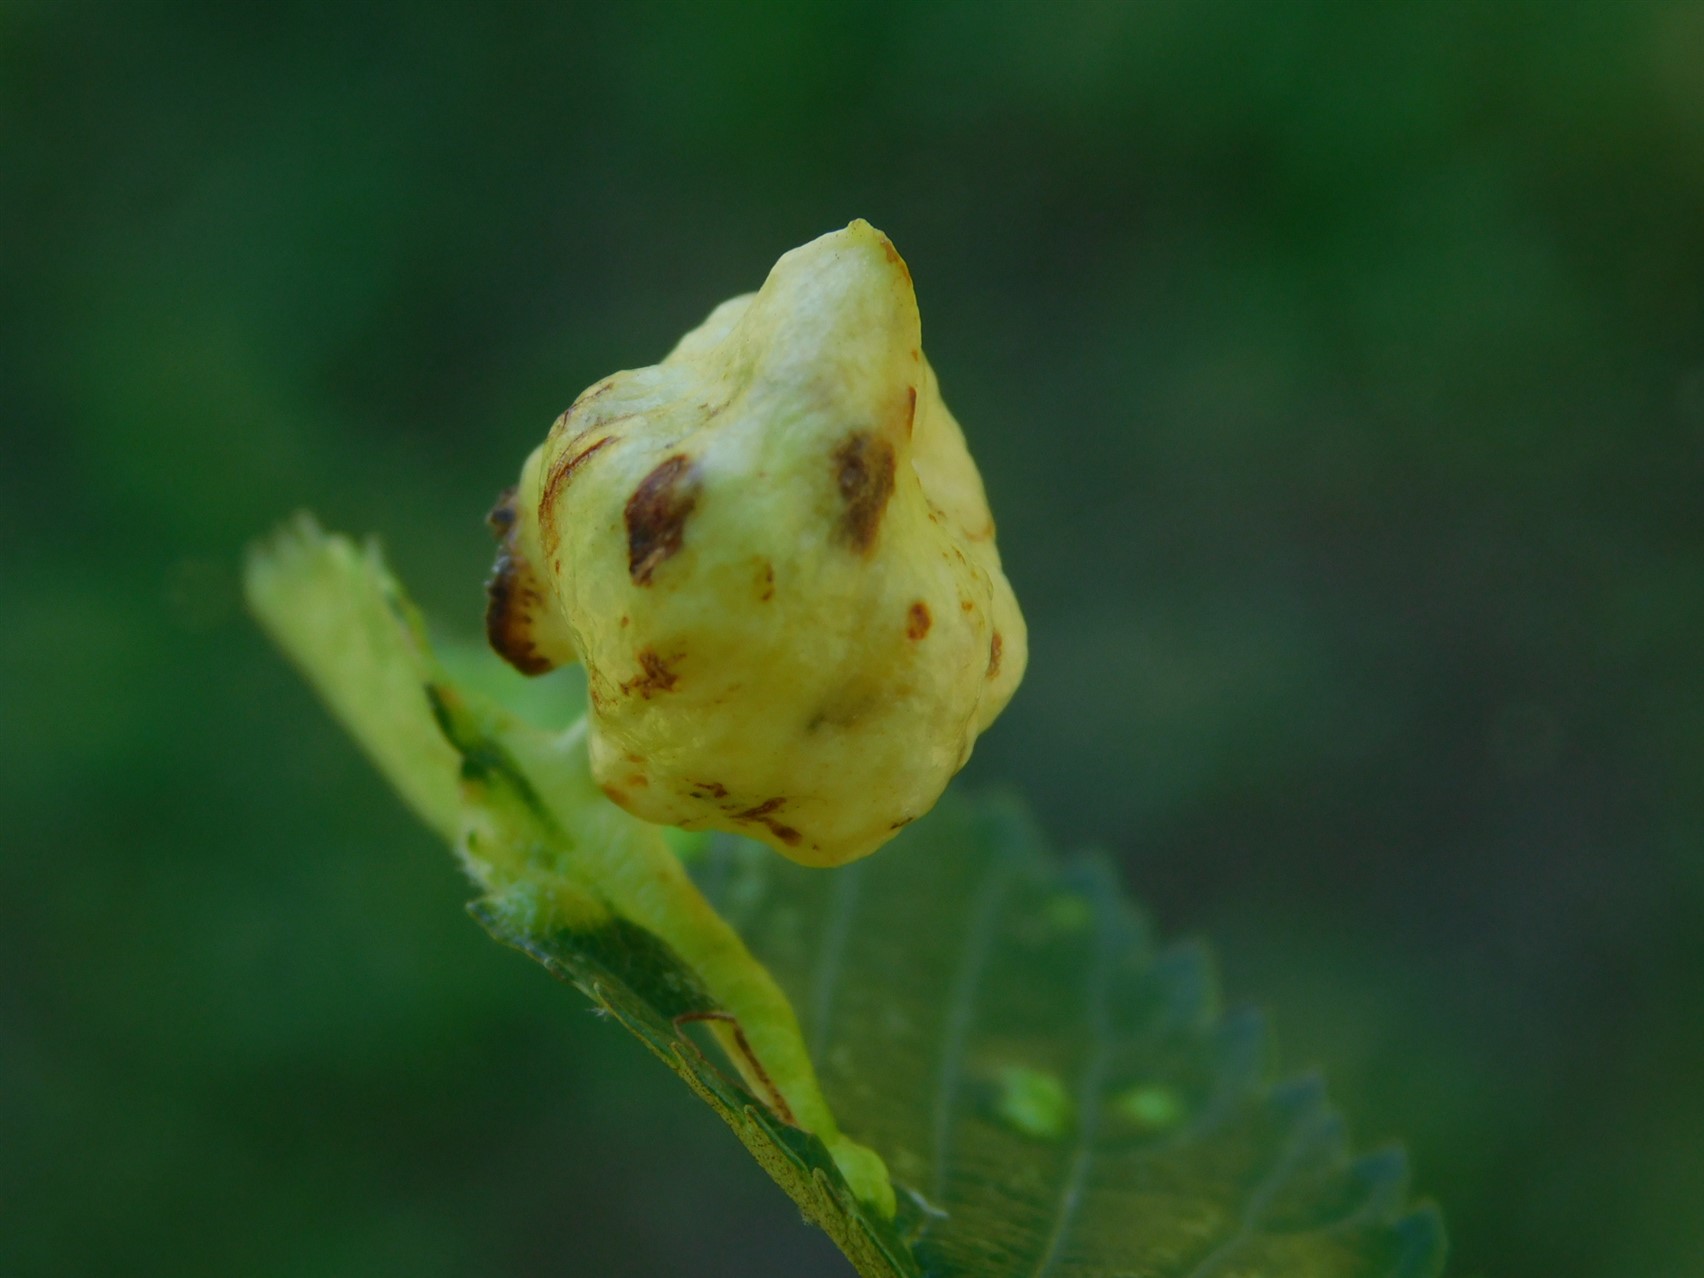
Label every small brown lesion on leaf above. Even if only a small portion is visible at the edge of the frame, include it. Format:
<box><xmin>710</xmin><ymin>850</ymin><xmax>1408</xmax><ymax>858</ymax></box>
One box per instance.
<box><xmin>620</xmin><ymin>647</ymin><xmax>680</xmax><ymax>698</ymax></box>
<box><xmin>988</xmin><ymin>631</ymin><xmax>1004</xmax><ymax>679</ymax></box>
<box><xmin>626</xmin><ymin>454</ymin><xmax>700</xmax><ymax>584</ymax></box>
<box><xmin>671</xmin><ymin>1009</ymin><xmax>799</xmax><ymax>1126</ymax></box>
<box><xmin>904</xmin><ymin>385</ymin><xmax>917</xmax><ymax>437</ymax></box>
<box><xmin>907</xmin><ymin>601</ymin><xmax>932</xmax><ymax>640</ymax></box>
<box><xmin>756</xmin><ymin>557</ymin><xmax>775</xmax><ymax>602</ymax></box>
<box><xmin>832</xmin><ymin>432</ymin><xmax>896</xmax><ymax>554</ymax></box>
<box><xmin>689</xmin><ymin>779</ymin><xmax>729</xmax><ymax>799</ymax></box>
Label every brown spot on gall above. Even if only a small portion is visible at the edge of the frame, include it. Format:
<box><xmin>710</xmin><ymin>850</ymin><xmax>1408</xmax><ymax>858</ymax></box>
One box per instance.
<box><xmin>690</xmin><ymin>779</ymin><xmax>729</xmax><ymax>799</ymax></box>
<box><xmin>487</xmin><ymin>487</ymin><xmax>517</xmax><ymax>536</ymax></box>
<box><xmin>832</xmin><ymin>432</ymin><xmax>896</xmax><ymax>554</ymax></box>
<box><xmin>907</xmin><ymin>601</ymin><xmax>931</xmax><ymax>640</ymax></box>
<box><xmin>560</xmin><ymin>379</ymin><xmax>617</xmax><ymax>429</ymax></box>
<box><xmin>620</xmin><ymin>647</ymin><xmax>680</xmax><ymax>698</ymax></box>
<box><xmin>484</xmin><ymin>487</ymin><xmax>558</xmax><ymax>676</ymax></box>
<box><xmin>756</xmin><ymin>558</ymin><xmax>775</xmax><ymax>602</ymax></box>
<box><xmin>732</xmin><ymin>797</ymin><xmax>801</xmax><ymax>846</ymax></box>
<box><xmin>880</xmin><ymin>237</ymin><xmax>912</xmax><ymax>286</ymax></box>
<box><xmin>626</xmin><ymin>454</ymin><xmax>699</xmax><ymax>584</ymax></box>
<box><xmin>539</xmin><ymin>434</ymin><xmax>618</xmax><ymax>558</ymax></box>
<box><xmin>988</xmin><ymin>631</ymin><xmax>1004</xmax><ymax>679</ymax></box>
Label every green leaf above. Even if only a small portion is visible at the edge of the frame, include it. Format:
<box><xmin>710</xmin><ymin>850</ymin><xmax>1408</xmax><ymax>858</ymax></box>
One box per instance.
<box><xmin>244</xmin><ymin>513</ymin><xmax>462</xmax><ymax>842</ymax></box>
<box><xmin>246</xmin><ymin>518</ymin><xmax>1446</xmax><ymax>1278</ymax></box>
<box><xmin>468</xmin><ymin>899</ymin><xmax>919</xmax><ymax>1278</ymax></box>
<box><xmin>694</xmin><ymin>804</ymin><xmax>1446</xmax><ymax>1277</ymax></box>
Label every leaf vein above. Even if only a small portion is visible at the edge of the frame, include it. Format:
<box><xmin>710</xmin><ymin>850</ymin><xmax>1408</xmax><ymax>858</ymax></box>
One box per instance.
<box><xmin>808</xmin><ymin>857</ymin><xmax>867</xmax><ymax>1061</ymax></box>
<box><xmin>928</xmin><ymin>846</ymin><xmax>1018</xmax><ymax>1204</ymax></box>
<box><xmin>1029</xmin><ymin>885</ymin><xmax>1117</xmax><ymax>1278</ymax></box>
<box><xmin>1179</xmin><ymin>1101</ymin><xmax>1330</xmax><ymax>1278</ymax></box>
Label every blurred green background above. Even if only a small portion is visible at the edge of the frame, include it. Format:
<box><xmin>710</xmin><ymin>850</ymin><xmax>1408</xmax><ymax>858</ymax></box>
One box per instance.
<box><xmin>5</xmin><ymin>2</ymin><xmax>1702</xmax><ymax>1275</ymax></box>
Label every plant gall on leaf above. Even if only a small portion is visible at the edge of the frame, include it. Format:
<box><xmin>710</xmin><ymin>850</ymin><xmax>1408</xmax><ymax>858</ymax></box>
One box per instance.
<box><xmin>487</xmin><ymin>221</ymin><xmax>1027</xmax><ymax>866</ymax></box>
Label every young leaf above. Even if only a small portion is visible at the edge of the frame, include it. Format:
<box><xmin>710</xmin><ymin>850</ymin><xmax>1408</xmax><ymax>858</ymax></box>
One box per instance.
<box><xmin>247</xmin><ymin>520</ymin><xmax>1446</xmax><ymax>1278</ymax></box>
<box><xmin>244</xmin><ymin>513</ymin><xmax>461</xmax><ymax>841</ymax></box>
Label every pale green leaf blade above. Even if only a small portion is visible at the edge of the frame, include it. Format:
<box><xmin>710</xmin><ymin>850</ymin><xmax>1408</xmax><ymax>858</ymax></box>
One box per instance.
<box><xmin>244</xmin><ymin>513</ymin><xmax>462</xmax><ymax>841</ymax></box>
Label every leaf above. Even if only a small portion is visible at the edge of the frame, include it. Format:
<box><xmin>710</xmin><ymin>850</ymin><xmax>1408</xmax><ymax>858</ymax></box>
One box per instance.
<box><xmin>694</xmin><ymin>805</ymin><xmax>1447</xmax><ymax>1277</ymax></box>
<box><xmin>468</xmin><ymin>898</ymin><xmax>919</xmax><ymax>1278</ymax></box>
<box><xmin>247</xmin><ymin>518</ymin><xmax>1447</xmax><ymax>1278</ymax></box>
<box><xmin>248</xmin><ymin>516</ymin><xmax>910</xmax><ymax>1266</ymax></box>
<box><xmin>244</xmin><ymin>513</ymin><xmax>462</xmax><ymax>842</ymax></box>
